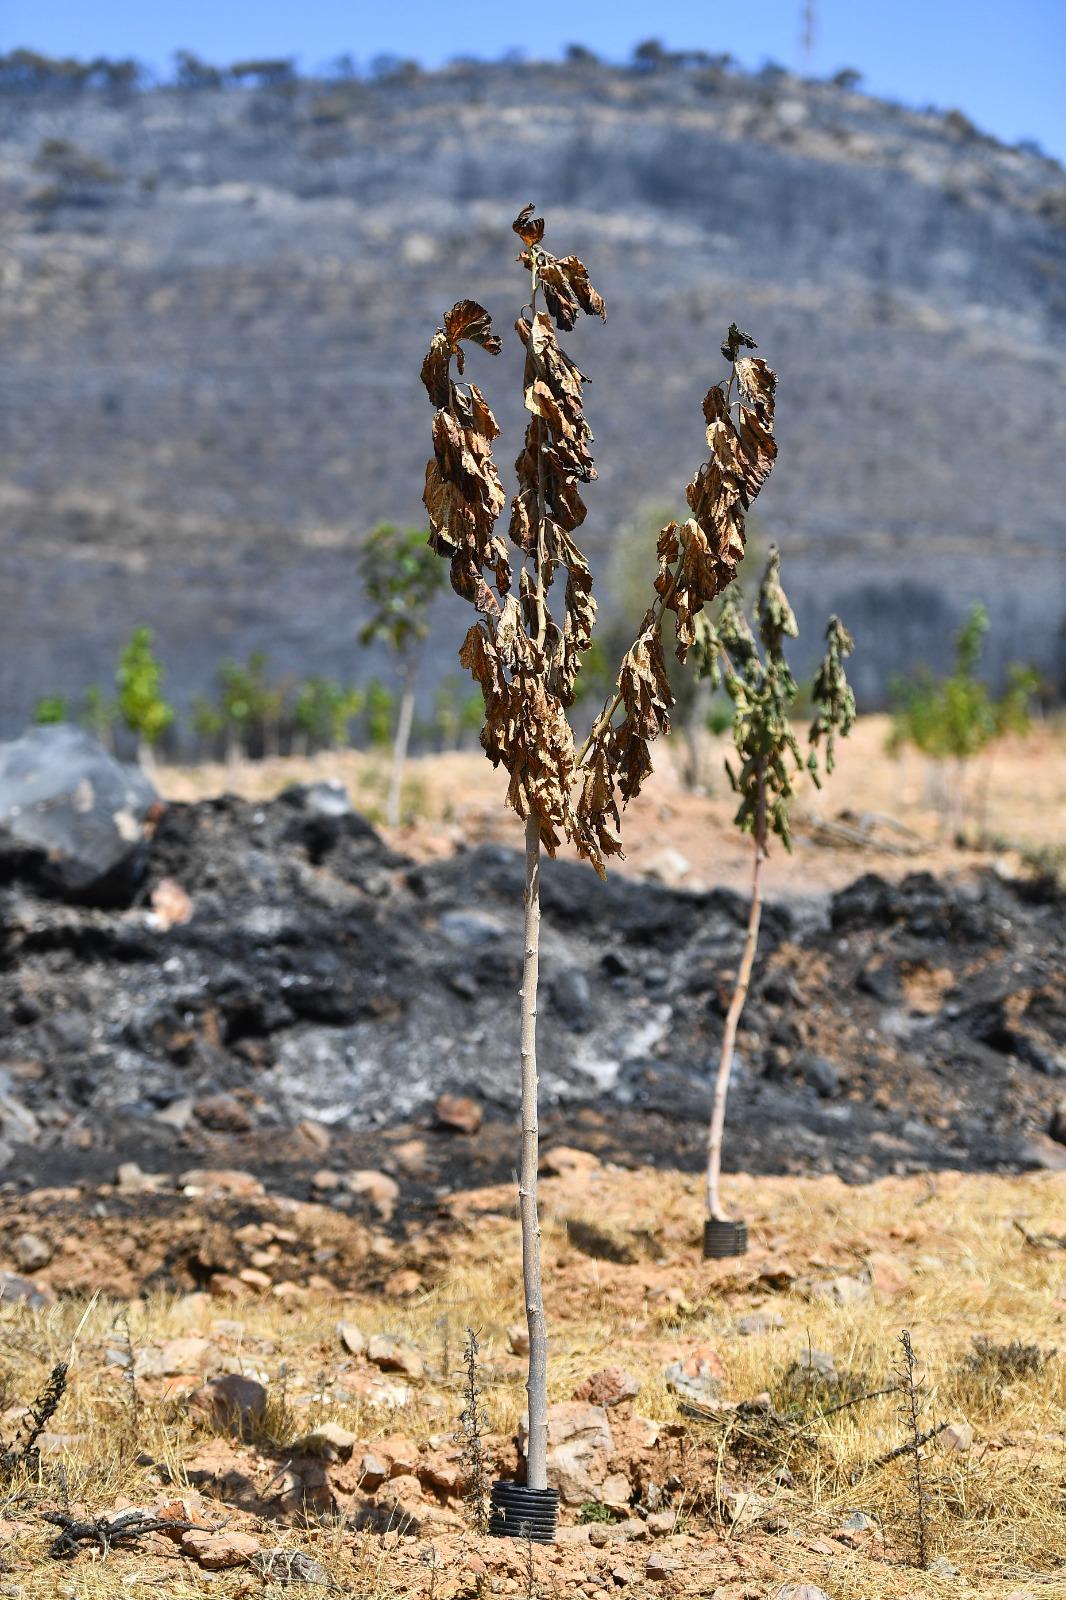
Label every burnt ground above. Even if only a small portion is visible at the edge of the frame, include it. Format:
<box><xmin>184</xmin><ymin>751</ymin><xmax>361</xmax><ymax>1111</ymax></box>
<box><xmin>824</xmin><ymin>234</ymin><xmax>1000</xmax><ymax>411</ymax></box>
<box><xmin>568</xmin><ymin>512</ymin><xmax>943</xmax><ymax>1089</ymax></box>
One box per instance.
<box><xmin>0</xmin><ymin>786</ymin><xmax>1063</xmax><ymax>1200</ymax></box>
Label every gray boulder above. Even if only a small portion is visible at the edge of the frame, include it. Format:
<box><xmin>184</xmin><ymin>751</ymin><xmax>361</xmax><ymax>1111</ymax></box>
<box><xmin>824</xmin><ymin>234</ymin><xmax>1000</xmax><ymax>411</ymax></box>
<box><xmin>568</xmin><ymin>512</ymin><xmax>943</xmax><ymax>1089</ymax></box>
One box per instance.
<box><xmin>0</xmin><ymin>724</ymin><xmax>158</xmax><ymax>902</ymax></box>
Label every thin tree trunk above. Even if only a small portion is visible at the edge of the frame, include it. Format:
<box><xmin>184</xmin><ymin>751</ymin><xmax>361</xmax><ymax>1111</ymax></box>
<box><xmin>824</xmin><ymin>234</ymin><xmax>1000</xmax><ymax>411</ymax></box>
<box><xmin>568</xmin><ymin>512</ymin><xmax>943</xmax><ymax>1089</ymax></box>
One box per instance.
<box><xmin>519</xmin><ymin>812</ymin><xmax>549</xmax><ymax>1490</ymax></box>
<box><xmin>137</xmin><ymin>738</ymin><xmax>156</xmax><ymax>777</ymax></box>
<box><xmin>706</xmin><ymin>778</ymin><xmax>766</xmax><ymax>1223</ymax></box>
<box><xmin>386</xmin><ymin>663</ymin><xmax>417</xmax><ymax>828</ymax></box>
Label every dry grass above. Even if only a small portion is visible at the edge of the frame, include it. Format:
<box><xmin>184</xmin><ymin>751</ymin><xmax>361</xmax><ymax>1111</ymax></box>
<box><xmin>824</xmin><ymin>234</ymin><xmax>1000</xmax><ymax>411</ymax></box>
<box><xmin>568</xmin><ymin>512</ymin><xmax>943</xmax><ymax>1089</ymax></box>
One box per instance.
<box><xmin>0</xmin><ymin>1169</ymin><xmax>1062</xmax><ymax>1596</ymax></box>
<box><xmin>156</xmin><ymin>714</ymin><xmax>1066</xmax><ymax>896</ymax></box>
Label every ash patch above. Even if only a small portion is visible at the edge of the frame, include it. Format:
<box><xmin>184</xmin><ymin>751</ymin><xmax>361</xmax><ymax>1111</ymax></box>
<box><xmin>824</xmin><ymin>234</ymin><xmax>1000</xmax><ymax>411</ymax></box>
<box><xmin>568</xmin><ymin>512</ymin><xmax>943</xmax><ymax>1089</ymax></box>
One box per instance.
<box><xmin>0</xmin><ymin>789</ymin><xmax>1062</xmax><ymax>1185</ymax></box>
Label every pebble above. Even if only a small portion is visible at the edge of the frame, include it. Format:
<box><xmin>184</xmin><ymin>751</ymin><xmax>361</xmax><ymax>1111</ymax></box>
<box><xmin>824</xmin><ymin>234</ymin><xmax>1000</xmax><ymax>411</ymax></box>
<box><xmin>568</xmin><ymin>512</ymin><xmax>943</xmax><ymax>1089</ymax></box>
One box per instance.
<box><xmin>11</xmin><ymin>1233</ymin><xmax>51</xmax><ymax>1272</ymax></box>
<box><xmin>337</xmin><ymin>1319</ymin><xmax>367</xmax><ymax>1355</ymax></box>
<box><xmin>367</xmin><ymin>1335</ymin><xmax>424</xmax><ymax>1379</ymax></box>
<box><xmin>433</xmin><ymin>1093</ymin><xmax>483</xmax><ymax>1134</ymax></box>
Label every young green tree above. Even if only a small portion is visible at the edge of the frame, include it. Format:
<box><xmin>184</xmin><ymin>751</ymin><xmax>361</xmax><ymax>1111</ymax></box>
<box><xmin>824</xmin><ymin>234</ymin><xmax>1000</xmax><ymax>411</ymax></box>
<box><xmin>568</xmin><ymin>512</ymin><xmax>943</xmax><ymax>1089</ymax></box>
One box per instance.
<box><xmin>33</xmin><ymin>694</ymin><xmax>68</xmax><ymax>725</ymax></box>
<box><xmin>358</xmin><ymin>523</ymin><xmax>445</xmax><ymax>826</ymax></box>
<box><xmin>693</xmin><ymin>549</ymin><xmax>855</xmax><ymax>1254</ymax></box>
<box><xmin>116</xmin><ymin>626</ymin><xmax>174</xmax><ymax>771</ymax></box>
<box><xmin>292</xmin><ymin>676</ymin><xmax>363</xmax><ymax>753</ymax></box>
<box><xmin>80</xmin><ymin>685</ymin><xmax>117</xmax><ymax>751</ymax></box>
<box><xmin>889</xmin><ymin>603</ymin><xmax>1038</xmax><ymax>836</ymax></box>
<box><xmin>419</xmin><ymin>206</ymin><xmax>779</xmax><ymax>1530</ymax></box>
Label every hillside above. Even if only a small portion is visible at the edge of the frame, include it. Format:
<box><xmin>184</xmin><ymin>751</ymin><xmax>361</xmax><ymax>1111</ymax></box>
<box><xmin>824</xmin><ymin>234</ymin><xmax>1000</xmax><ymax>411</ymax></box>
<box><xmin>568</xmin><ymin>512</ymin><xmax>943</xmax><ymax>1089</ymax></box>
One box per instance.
<box><xmin>1</xmin><ymin>58</ymin><xmax>1065</xmax><ymax>733</ymax></box>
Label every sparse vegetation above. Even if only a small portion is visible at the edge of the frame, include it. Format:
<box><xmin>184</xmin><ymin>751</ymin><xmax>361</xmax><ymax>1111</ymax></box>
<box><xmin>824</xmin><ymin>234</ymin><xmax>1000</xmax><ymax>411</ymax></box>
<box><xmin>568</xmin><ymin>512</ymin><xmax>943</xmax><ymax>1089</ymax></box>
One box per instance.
<box><xmin>116</xmin><ymin>626</ymin><xmax>173</xmax><ymax>770</ymax></box>
<box><xmin>359</xmin><ymin>522</ymin><xmax>444</xmax><ymax>825</ymax></box>
<box><xmin>889</xmin><ymin>602</ymin><xmax>1038</xmax><ymax>836</ymax></box>
<box><xmin>693</xmin><ymin>549</ymin><xmax>854</xmax><ymax>1246</ymax></box>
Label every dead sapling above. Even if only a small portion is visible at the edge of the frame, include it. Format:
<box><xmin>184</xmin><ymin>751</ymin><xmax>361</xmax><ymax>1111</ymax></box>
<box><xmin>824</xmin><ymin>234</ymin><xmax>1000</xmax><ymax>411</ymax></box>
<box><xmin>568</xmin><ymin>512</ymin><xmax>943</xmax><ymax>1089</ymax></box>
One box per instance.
<box><xmin>693</xmin><ymin>548</ymin><xmax>855</xmax><ymax>1255</ymax></box>
<box><xmin>421</xmin><ymin>206</ymin><xmax>779</xmax><ymax>1536</ymax></box>
<box><xmin>116</xmin><ymin>1309</ymin><xmax>141</xmax><ymax>1442</ymax></box>
<box><xmin>453</xmin><ymin>1327</ymin><xmax>491</xmax><ymax>1535</ymax></box>
<box><xmin>0</xmin><ymin>1361</ymin><xmax>68</xmax><ymax>1477</ymax></box>
<box><xmin>852</xmin><ymin>1330</ymin><xmax>946</xmax><ymax>1564</ymax></box>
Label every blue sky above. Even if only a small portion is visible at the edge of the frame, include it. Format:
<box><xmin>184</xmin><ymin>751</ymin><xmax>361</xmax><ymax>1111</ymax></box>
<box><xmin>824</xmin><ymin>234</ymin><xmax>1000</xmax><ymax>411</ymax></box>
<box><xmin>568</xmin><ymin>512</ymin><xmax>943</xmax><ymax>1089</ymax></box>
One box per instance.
<box><xmin>5</xmin><ymin>1</ymin><xmax>1065</xmax><ymax>161</ymax></box>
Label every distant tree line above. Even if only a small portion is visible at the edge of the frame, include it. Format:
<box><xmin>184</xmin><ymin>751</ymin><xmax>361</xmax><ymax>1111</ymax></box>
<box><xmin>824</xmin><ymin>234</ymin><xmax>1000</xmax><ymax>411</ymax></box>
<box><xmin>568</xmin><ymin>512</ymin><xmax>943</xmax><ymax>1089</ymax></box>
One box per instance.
<box><xmin>0</xmin><ymin>41</ymin><xmax>869</xmax><ymax>97</ymax></box>
<box><xmin>32</xmin><ymin>634</ymin><xmax>482</xmax><ymax>769</ymax></box>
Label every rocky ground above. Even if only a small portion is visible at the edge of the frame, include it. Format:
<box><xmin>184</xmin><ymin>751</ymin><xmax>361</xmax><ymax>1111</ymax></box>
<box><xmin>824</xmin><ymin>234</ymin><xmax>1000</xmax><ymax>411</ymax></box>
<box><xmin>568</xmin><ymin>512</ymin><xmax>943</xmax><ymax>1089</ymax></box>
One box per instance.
<box><xmin>0</xmin><ymin>758</ymin><xmax>1063</xmax><ymax>1197</ymax></box>
<box><xmin>0</xmin><ymin>1163</ymin><xmax>1061</xmax><ymax>1598</ymax></box>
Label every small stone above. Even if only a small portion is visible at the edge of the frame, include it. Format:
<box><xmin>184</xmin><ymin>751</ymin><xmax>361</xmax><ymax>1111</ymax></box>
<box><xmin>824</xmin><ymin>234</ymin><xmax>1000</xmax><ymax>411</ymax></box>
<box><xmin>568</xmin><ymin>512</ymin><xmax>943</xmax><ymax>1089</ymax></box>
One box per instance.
<box><xmin>600</xmin><ymin>1471</ymin><xmax>633</xmax><ymax>1509</ymax></box>
<box><xmin>736</xmin><ymin>1312</ymin><xmax>784</xmax><ymax>1336</ymax></box>
<box><xmin>154</xmin><ymin>1097</ymin><xmax>194</xmax><ymax>1131</ymax></box>
<box><xmin>867</xmin><ymin>1252</ymin><xmax>910</xmax><ymax>1296</ymax></box>
<box><xmin>238</xmin><ymin>1268</ymin><xmax>271</xmax><ymax>1292</ymax></box>
<box><xmin>346</xmin><ymin>1170</ymin><xmax>401</xmax><ymax>1218</ymax></box>
<box><xmin>663</xmin><ymin>1344</ymin><xmax>727</xmax><ymax>1403</ymax></box>
<box><xmin>772</xmin><ymin>1587</ymin><xmax>832</xmax><ymax>1600</ymax></box>
<box><xmin>115</xmin><ymin>1161</ymin><xmax>164</xmax><ymax>1194</ymax></box>
<box><xmin>11</xmin><ymin>1233</ymin><xmax>51</xmax><ymax>1272</ymax></box>
<box><xmin>337</xmin><ymin>1320</ymin><xmax>367</xmax><ymax>1355</ymax></box>
<box><xmin>938</xmin><ymin>1420</ymin><xmax>973</xmax><ymax>1452</ymax></box>
<box><xmin>156</xmin><ymin>1336</ymin><xmax>213</xmax><ymax>1375</ymax></box>
<box><xmin>550</xmin><ymin>967</ymin><xmax>593</xmax><ymax>1029</ymax></box>
<box><xmin>380</xmin><ymin>1435</ymin><xmax>420</xmax><ymax>1476</ymax></box>
<box><xmin>180</xmin><ymin>1529</ymin><xmax>260</xmax><ymax>1569</ymax></box>
<box><xmin>292</xmin><ymin>1422</ymin><xmax>359</xmax><ymax>1461</ymax></box>
<box><xmin>540</xmin><ymin>1146</ymin><xmax>601</xmax><ymax>1177</ymax></box>
<box><xmin>208</xmin><ymin>1273</ymin><xmax>247</xmax><ymax>1300</ymax></box>
<box><xmin>179</xmin><ymin>1169</ymin><xmax>264</xmax><ymax>1198</ymax></box>
<box><xmin>1049</xmin><ymin>1100</ymin><xmax>1066</xmax><ymax>1145</ymax></box>
<box><xmin>839</xmin><ymin>1510</ymin><xmax>875</xmax><ymax>1531</ymax></box>
<box><xmin>927</xmin><ymin>1556</ymin><xmax>960</xmax><ymax>1578</ymax></box>
<box><xmin>0</xmin><ymin>1271</ymin><xmax>54</xmax><ymax>1309</ymax></box>
<box><xmin>573</xmin><ymin>1367</ymin><xmax>641</xmax><ymax>1408</ymax></box>
<box><xmin>801</xmin><ymin>1053</ymin><xmax>840</xmax><ymax>1099</ymax></box>
<box><xmin>251</xmin><ymin>1549</ymin><xmax>331</xmax><ymax>1586</ymax></box>
<box><xmin>367</xmin><ymin>1335</ymin><xmax>424</xmax><ymax>1379</ymax></box>
<box><xmin>434</xmin><ymin>1093</ymin><xmax>483</xmax><ymax>1135</ymax></box>
<box><xmin>192</xmin><ymin>1093</ymin><xmax>253</xmax><ymax>1133</ymax></box>
<box><xmin>188</xmin><ymin>1373</ymin><xmax>267</xmax><ymax>1435</ymax></box>
<box><xmin>790</xmin><ymin>1346</ymin><xmax>837</xmax><ymax>1382</ymax></box>
<box><xmin>359</xmin><ymin>1451</ymin><xmax>389</xmax><ymax>1491</ymax></box>
<box><xmin>643</xmin><ymin>847</ymin><xmax>691</xmax><ymax>886</ymax></box>
<box><xmin>295</xmin><ymin>1118</ymin><xmax>331</xmax><ymax>1152</ymax></box>
<box><xmin>818</xmin><ymin>1274</ymin><xmax>871</xmax><ymax>1306</ymax></box>
<box><xmin>385</xmin><ymin>1268</ymin><xmax>422</xmax><ymax>1298</ymax></box>
<box><xmin>150</xmin><ymin>877</ymin><xmax>193</xmax><ymax>929</ymax></box>
<box><xmin>312</xmin><ymin>1169</ymin><xmax>342</xmax><ymax>1192</ymax></box>
<box><xmin>507</xmin><ymin>1323</ymin><xmax>530</xmax><ymax>1357</ymax></box>
<box><xmin>646</xmin><ymin>1552</ymin><xmax>673</xmax><ymax>1580</ymax></box>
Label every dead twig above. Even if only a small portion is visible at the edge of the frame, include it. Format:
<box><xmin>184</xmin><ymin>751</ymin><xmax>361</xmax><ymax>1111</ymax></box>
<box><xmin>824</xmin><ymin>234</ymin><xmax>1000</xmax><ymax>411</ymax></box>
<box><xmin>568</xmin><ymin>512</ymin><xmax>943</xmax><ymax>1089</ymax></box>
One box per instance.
<box><xmin>43</xmin><ymin>1508</ymin><xmax>212</xmax><ymax>1560</ymax></box>
<box><xmin>1013</xmin><ymin>1218</ymin><xmax>1066</xmax><ymax>1251</ymax></box>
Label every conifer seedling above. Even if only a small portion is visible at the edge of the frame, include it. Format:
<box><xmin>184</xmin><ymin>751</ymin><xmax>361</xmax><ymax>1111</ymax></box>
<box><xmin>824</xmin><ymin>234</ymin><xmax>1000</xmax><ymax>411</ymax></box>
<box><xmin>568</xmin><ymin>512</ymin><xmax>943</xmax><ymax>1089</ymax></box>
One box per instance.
<box><xmin>693</xmin><ymin>550</ymin><xmax>855</xmax><ymax>1255</ymax></box>
<box><xmin>419</xmin><ymin>205</ymin><xmax>779</xmax><ymax>1533</ymax></box>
